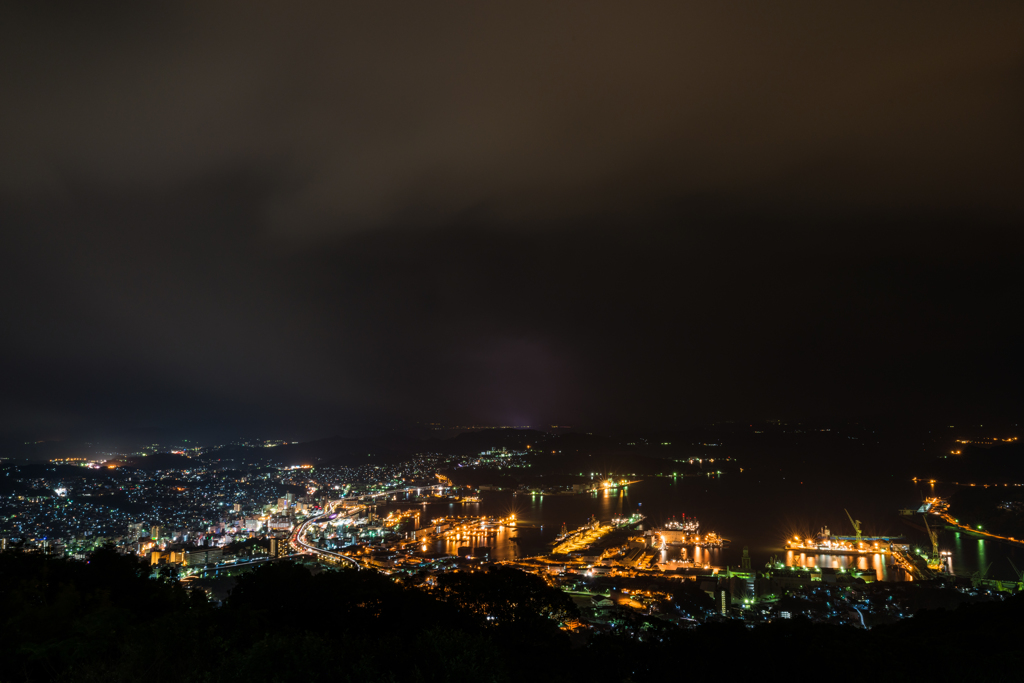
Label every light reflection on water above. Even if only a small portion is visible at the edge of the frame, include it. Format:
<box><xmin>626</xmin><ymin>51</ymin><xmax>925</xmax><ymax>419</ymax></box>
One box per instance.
<box><xmin>784</xmin><ymin>550</ymin><xmax>898</xmax><ymax>581</ymax></box>
<box><xmin>376</xmin><ymin>478</ymin><xmax>1020</xmax><ymax>578</ymax></box>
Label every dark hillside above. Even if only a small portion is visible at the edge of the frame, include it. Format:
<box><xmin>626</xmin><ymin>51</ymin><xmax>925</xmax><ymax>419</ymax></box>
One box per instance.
<box><xmin>1</xmin><ymin>551</ymin><xmax>1022</xmax><ymax>681</ymax></box>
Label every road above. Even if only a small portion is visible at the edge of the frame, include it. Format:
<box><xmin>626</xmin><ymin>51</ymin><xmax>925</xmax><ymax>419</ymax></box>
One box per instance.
<box><xmin>928</xmin><ymin>497</ymin><xmax>1024</xmax><ymax>548</ymax></box>
<box><xmin>357</xmin><ymin>485</ymin><xmax>444</xmax><ymax>502</ymax></box>
<box><xmin>290</xmin><ymin>485</ymin><xmax>449</xmax><ymax>568</ymax></box>
<box><xmin>187</xmin><ymin>554</ymin><xmax>306</xmax><ymax>576</ymax></box>
<box><xmin>290</xmin><ymin>500</ymin><xmax>364</xmax><ymax>569</ymax></box>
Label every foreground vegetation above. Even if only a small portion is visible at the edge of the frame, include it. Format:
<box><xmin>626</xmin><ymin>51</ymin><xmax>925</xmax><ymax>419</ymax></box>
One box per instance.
<box><xmin>1</xmin><ymin>550</ymin><xmax>1022</xmax><ymax>682</ymax></box>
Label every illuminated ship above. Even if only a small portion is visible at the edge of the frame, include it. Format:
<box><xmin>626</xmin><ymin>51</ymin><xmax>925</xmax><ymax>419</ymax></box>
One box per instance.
<box><xmin>610</xmin><ymin>513</ymin><xmax>644</xmax><ymax>527</ymax></box>
<box><xmin>663</xmin><ymin>515</ymin><xmax>699</xmax><ymax>533</ymax></box>
<box><xmin>698</xmin><ymin>531</ymin><xmax>726</xmax><ymax>548</ymax></box>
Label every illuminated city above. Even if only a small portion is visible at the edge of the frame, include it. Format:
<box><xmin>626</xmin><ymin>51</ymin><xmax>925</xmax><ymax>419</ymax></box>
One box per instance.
<box><xmin>2</xmin><ymin>1</ymin><xmax>1023</xmax><ymax>679</ymax></box>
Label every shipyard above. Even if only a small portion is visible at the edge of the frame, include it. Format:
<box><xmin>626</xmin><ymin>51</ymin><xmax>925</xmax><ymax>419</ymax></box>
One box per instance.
<box><xmin>3</xmin><ymin>2</ymin><xmax>1023</xmax><ymax>676</ymax></box>
<box><xmin>262</xmin><ymin>459</ymin><xmax>1024</xmax><ymax>638</ymax></box>
<box><xmin>4</xmin><ymin>421</ymin><xmax>1024</xmax><ymax>681</ymax></box>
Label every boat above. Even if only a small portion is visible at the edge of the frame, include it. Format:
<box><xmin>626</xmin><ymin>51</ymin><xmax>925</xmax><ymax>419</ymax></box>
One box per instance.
<box><xmin>663</xmin><ymin>515</ymin><xmax>700</xmax><ymax>533</ymax></box>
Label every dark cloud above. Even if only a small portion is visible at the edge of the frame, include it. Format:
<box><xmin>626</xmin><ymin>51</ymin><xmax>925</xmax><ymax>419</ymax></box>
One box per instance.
<box><xmin>4</xmin><ymin>2</ymin><xmax>1023</xmax><ymax>231</ymax></box>
<box><xmin>1</xmin><ymin>2</ymin><xmax>1022</xmax><ymax>439</ymax></box>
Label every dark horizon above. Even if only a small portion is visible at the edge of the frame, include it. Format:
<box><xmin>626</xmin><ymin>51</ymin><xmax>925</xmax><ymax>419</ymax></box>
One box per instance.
<box><xmin>2</xmin><ymin>2</ymin><xmax>1022</xmax><ymax>441</ymax></box>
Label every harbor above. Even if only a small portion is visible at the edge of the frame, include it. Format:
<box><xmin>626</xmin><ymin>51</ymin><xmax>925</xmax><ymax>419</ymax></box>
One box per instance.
<box><xmin>367</xmin><ymin>475</ymin><xmax>1021</xmax><ymax>585</ymax></box>
<box><xmin>513</xmin><ymin>478</ymin><xmax>643</xmax><ymax>497</ymax></box>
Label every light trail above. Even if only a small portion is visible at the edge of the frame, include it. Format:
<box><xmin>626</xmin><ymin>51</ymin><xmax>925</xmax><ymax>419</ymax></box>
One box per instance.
<box><xmin>927</xmin><ymin>497</ymin><xmax>1024</xmax><ymax>547</ymax></box>
<box><xmin>291</xmin><ymin>500</ymin><xmax>363</xmax><ymax>569</ymax></box>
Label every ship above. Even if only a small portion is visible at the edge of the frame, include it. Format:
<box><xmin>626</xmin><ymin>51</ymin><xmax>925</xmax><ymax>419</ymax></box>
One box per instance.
<box><xmin>663</xmin><ymin>514</ymin><xmax>699</xmax><ymax>534</ymax></box>
<box><xmin>610</xmin><ymin>513</ymin><xmax>645</xmax><ymax>528</ymax></box>
<box><xmin>653</xmin><ymin>514</ymin><xmax>727</xmax><ymax>548</ymax></box>
<box><xmin>698</xmin><ymin>531</ymin><xmax>728</xmax><ymax>548</ymax></box>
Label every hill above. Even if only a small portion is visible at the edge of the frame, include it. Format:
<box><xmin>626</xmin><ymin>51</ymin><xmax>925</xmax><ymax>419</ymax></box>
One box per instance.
<box><xmin>934</xmin><ymin>442</ymin><xmax>1024</xmax><ymax>483</ymax></box>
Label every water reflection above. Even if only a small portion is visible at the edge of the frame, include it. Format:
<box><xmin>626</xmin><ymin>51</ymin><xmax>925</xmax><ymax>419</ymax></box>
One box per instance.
<box><xmin>785</xmin><ymin>549</ymin><xmax>893</xmax><ymax>581</ymax></box>
<box><xmin>374</xmin><ymin>479</ymin><xmax>1013</xmax><ymax>578</ymax></box>
<box><xmin>435</xmin><ymin>523</ymin><xmax>520</xmax><ymax>561</ymax></box>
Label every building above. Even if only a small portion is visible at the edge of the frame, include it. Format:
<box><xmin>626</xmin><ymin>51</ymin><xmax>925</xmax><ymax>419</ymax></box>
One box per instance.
<box><xmin>268</xmin><ymin>537</ymin><xmax>290</xmax><ymax>558</ymax></box>
<box><xmin>717</xmin><ymin>588</ymin><xmax>730</xmax><ymax>616</ymax></box>
<box><xmin>184</xmin><ymin>547</ymin><xmax>223</xmax><ymax>566</ymax></box>
<box><xmin>184</xmin><ymin>549</ymin><xmax>209</xmax><ymax>566</ymax></box>
<box><xmin>268</xmin><ymin>517</ymin><xmax>293</xmax><ymax>531</ymax></box>
<box><xmin>150</xmin><ymin>549</ymin><xmax>183</xmax><ymax>565</ymax></box>
<box><xmin>618</xmin><ymin>546</ymin><xmax>647</xmax><ymax>568</ymax></box>
<box><xmin>701</xmin><ymin>581</ymin><xmax>730</xmax><ymax>615</ymax></box>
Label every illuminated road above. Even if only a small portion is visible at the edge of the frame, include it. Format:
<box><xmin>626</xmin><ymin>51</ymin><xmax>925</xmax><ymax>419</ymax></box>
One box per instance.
<box><xmin>358</xmin><ymin>485</ymin><xmax>444</xmax><ymax>501</ymax></box>
<box><xmin>290</xmin><ymin>501</ymin><xmax>363</xmax><ymax>569</ymax></box>
<box><xmin>928</xmin><ymin>497</ymin><xmax>1024</xmax><ymax>548</ymax></box>
<box><xmin>187</xmin><ymin>554</ymin><xmax>305</xmax><ymax>576</ymax></box>
<box><xmin>290</xmin><ymin>484</ymin><xmax>455</xmax><ymax>569</ymax></box>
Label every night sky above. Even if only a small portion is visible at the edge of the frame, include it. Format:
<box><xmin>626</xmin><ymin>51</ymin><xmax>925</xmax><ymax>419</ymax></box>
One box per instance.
<box><xmin>1</xmin><ymin>2</ymin><xmax>1022</xmax><ymax>440</ymax></box>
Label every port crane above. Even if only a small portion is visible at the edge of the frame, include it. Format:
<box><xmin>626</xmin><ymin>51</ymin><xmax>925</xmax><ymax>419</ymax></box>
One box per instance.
<box><xmin>923</xmin><ymin>515</ymin><xmax>943</xmax><ymax>570</ymax></box>
<box><xmin>845</xmin><ymin>509</ymin><xmax>862</xmax><ymax>545</ymax></box>
<box><xmin>970</xmin><ymin>562</ymin><xmax>992</xmax><ymax>588</ymax></box>
<box><xmin>1009</xmin><ymin>558</ymin><xmax>1024</xmax><ymax>591</ymax></box>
